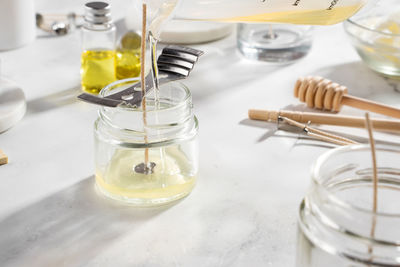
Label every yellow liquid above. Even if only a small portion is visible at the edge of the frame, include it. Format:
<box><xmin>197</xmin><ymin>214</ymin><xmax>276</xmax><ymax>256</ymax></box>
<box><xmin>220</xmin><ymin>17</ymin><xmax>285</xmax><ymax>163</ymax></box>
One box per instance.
<box><xmin>96</xmin><ymin>148</ymin><xmax>196</xmax><ymax>205</ymax></box>
<box><xmin>348</xmin><ymin>16</ymin><xmax>400</xmax><ymax>77</ymax></box>
<box><xmin>115</xmin><ymin>49</ymin><xmax>141</xmax><ymax>80</ymax></box>
<box><xmin>212</xmin><ymin>5</ymin><xmax>364</xmax><ymax>25</ymax></box>
<box><xmin>80</xmin><ymin>50</ymin><xmax>116</xmax><ymax>94</ymax></box>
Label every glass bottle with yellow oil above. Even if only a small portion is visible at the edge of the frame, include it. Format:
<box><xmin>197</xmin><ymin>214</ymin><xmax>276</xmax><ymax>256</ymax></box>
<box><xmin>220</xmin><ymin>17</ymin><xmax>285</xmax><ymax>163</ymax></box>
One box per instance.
<box><xmin>81</xmin><ymin>2</ymin><xmax>116</xmax><ymax>94</ymax></box>
<box><xmin>115</xmin><ymin>31</ymin><xmax>141</xmax><ymax>80</ymax></box>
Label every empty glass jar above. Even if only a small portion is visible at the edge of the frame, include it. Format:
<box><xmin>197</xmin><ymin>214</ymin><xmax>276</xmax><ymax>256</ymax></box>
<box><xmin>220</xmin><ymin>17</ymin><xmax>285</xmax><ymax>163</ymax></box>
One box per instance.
<box><xmin>237</xmin><ymin>23</ymin><xmax>313</xmax><ymax>63</ymax></box>
<box><xmin>94</xmin><ymin>78</ymin><xmax>199</xmax><ymax>205</ymax></box>
<box><xmin>297</xmin><ymin>145</ymin><xmax>400</xmax><ymax>266</ymax></box>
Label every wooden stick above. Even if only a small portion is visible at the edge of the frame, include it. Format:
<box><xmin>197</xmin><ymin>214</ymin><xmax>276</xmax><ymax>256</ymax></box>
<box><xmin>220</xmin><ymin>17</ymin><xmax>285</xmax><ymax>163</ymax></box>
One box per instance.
<box><xmin>268</xmin><ymin>25</ymin><xmax>276</xmax><ymax>39</ymax></box>
<box><xmin>141</xmin><ymin>3</ymin><xmax>149</xmax><ymax>167</ymax></box>
<box><xmin>365</xmin><ymin>113</ymin><xmax>378</xmax><ymax>256</ymax></box>
<box><xmin>343</xmin><ymin>95</ymin><xmax>400</xmax><ymax>119</ymax></box>
<box><xmin>0</xmin><ymin>150</ymin><xmax>8</xmax><ymax>165</ymax></box>
<box><xmin>248</xmin><ymin>109</ymin><xmax>400</xmax><ymax>132</ymax></box>
<box><xmin>281</xmin><ymin>117</ymin><xmax>358</xmax><ymax>146</ymax></box>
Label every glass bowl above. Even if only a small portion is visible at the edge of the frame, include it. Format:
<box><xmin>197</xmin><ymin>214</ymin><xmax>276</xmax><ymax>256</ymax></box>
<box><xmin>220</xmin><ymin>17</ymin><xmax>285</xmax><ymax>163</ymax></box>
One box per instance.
<box><xmin>344</xmin><ymin>0</ymin><xmax>400</xmax><ymax>78</ymax></box>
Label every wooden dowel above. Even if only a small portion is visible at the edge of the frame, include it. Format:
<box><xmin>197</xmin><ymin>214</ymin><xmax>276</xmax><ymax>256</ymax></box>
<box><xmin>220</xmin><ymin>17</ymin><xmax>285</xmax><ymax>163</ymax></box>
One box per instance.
<box><xmin>307</xmin><ymin>131</ymin><xmax>354</xmax><ymax>146</ymax></box>
<box><xmin>343</xmin><ymin>95</ymin><xmax>400</xmax><ymax>119</ymax></box>
<box><xmin>141</xmin><ymin>4</ymin><xmax>149</xmax><ymax>166</ymax></box>
<box><xmin>282</xmin><ymin>117</ymin><xmax>358</xmax><ymax>145</ymax></box>
<box><xmin>0</xmin><ymin>150</ymin><xmax>7</xmax><ymax>166</ymax></box>
<box><xmin>365</xmin><ymin>113</ymin><xmax>378</xmax><ymax>256</ymax></box>
<box><xmin>248</xmin><ymin>109</ymin><xmax>400</xmax><ymax>132</ymax></box>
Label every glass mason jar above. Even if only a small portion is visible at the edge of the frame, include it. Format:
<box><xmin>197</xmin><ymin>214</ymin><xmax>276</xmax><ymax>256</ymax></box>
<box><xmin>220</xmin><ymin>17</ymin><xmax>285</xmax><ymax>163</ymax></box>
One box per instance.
<box><xmin>94</xmin><ymin>78</ymin><xmax>199</xmax><ymax>205</ymax></box>
<box><xmin>81</xmin><ymin>2</ymin><xmax>116</xmax><ymax>94</ymax></box>
<box><xmin>297</xmin><ymin>145</ymin><xmax>400</xmax><ymax>266</ymax></box>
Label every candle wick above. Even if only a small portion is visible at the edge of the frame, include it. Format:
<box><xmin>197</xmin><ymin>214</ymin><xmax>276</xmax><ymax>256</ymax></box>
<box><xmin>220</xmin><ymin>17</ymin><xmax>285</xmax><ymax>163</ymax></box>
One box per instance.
<box><xmin>365</xmin><ymin>112</ymin><xmax>378</xmax><ymax>259</ymax></box>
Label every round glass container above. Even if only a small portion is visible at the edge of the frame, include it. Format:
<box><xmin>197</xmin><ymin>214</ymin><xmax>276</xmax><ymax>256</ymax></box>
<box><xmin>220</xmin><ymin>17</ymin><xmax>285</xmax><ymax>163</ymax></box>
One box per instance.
<box><xmin>94</xmin><ymin>78</ymin><xmax>199</xmax><ymax>205</ymax></box>
<box><xmin>237</xmin><ymin>23</ymin><xmax>313</xmax><ymax>63</ymax></box>
<box><xmin>344</xmin><ymin>0</ymin><xmax>400</xmax><ymax>78</ymax></box>
<box><xmin>297</xmin><ymin>145</ymin><xmax>400</xmax><ymax>266</ymax></box>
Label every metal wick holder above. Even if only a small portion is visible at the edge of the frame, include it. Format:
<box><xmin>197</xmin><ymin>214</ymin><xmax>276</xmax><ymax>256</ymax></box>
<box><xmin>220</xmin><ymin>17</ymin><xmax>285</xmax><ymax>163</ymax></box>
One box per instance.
<box><xmin>77</xmin><ymin>45</ymin><xmax>204</xmax><ymax>107</ymax></box>
<box><xmin>134</xmin><ymin>162</ymin><xmax>156</xmax><ymax>175</ymax></box>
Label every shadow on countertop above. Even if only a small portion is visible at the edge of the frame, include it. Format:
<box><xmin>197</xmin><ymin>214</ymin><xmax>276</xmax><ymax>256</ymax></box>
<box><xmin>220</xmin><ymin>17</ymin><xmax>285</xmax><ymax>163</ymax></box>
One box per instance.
<box><xmin>241</xmin><ymin>114</ymin><xmax>400</xmax><ymax>148</ymax></box>
<box><xmin>0</xmin><ymin>176</ymin><xmax>172</xmax><ymax>267</ymax></box>
<box><xmin>312</xmin><ymin>61</ymin><xmax>400</xmax><ymax>98</ymax></box>
<box><xmin>26</xmin><ymin>85</ymin><xmax>81</xmax><ymax>115</ymax></box>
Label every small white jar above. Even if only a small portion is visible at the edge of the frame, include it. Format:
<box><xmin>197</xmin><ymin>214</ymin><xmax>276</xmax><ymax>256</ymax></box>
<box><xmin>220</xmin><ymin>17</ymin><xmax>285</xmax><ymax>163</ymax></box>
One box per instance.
<box><xmin>0</xmin><ymin>0</ymin><xmax>36</xmax><ymax>50</ymax></box>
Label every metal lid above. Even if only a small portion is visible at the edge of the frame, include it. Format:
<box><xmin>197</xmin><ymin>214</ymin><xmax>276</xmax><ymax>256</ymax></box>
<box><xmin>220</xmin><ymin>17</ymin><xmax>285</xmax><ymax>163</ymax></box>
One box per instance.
<box><xmin>84</xmin><ymin>2</ymin><xmax>112</xmax><ymax>24</ymax></box>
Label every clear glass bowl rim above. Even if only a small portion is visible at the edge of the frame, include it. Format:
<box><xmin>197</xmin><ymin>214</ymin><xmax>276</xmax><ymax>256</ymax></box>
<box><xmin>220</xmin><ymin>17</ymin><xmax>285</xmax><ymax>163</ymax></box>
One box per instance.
<box><xmin>346</xmin><ymin>17</ymin><xmax>400</xmax><ymax>37</ymax></box>
<box><xmin>95</xmin><ymin>77</ymin><xmax>198</xmax><ymax>148</ymax></box>
<box><xmin>99</xmin><ymin>77</ymin><xmax>193</xmax><ymax>114</ymax></box>
<box><xmin>311</xmin><ymin>144</ymin><xmax>400</xmax><ymax>218</ymax></box>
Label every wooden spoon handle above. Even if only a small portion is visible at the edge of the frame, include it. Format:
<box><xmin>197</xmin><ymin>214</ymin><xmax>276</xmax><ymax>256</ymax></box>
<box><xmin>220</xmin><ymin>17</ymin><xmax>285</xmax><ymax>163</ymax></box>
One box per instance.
<box><xmin>342</xmin><ymin>95</ymin><xmax>400</xmax><ymax>119</ymax></box>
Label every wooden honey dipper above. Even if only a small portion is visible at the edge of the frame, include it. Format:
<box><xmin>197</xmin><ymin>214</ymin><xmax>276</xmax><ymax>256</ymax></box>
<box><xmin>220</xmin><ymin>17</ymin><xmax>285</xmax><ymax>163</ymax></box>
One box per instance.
<box><xmin>294</xmin><ymin>76</ymin><xmax>400</xmax><ymax>119</ymax></box>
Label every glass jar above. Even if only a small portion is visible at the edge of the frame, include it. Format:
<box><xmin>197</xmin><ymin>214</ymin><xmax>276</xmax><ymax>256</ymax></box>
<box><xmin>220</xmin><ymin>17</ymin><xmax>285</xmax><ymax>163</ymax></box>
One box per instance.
<box><xmin>81</xmin><ymin>2</ymin><xmax>116</xmax><ymax>94</ymax></box>
<box><xmin>297</xmin><ymin>145</ymin><xmax>400</xmax><ymax>266</ymax></box>
<box><xmin>237</xmin><ymin>23</ymin><xmax>313</xmax><ymax>63</ymax></box>
<box><xmin>94</xmin><ymin>78</ymin><xmax>199</xmax><ymax>205</ymax></box>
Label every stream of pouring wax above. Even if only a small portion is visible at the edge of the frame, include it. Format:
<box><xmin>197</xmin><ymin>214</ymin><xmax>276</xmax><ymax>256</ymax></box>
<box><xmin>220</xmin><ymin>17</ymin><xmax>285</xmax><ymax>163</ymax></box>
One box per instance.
<box><xmin>95</xmin><ymin>1</ymin><xmax>197</xmax><ymax>203</ymax></box>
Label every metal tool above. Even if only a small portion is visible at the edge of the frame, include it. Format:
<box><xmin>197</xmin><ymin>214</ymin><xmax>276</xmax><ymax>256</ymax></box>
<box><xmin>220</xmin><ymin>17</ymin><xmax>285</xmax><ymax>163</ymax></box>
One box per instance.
<box><xmin>36</xmin><ymin>13</ymin><xmax>82</xmax><ymax>36</ymax></box>
<box><xmin>77</xmin><ymin>45</ymin><xmax>204</xmax><ymax>107</ymax></box>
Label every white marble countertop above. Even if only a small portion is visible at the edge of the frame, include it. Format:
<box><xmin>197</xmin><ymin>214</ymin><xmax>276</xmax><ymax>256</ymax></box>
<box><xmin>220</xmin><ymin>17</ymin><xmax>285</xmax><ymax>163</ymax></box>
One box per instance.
<box><xmin>1</xmin><ymin>1</ymin><xmax>400</xmax><ymax>266</ymax></box>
